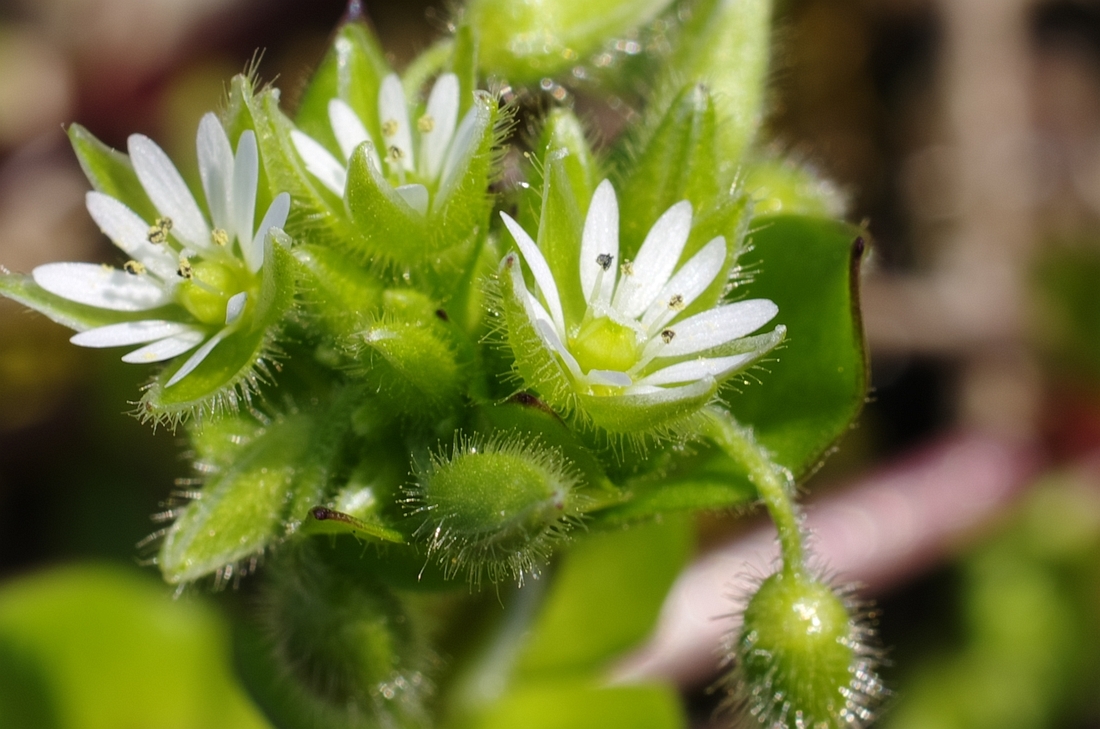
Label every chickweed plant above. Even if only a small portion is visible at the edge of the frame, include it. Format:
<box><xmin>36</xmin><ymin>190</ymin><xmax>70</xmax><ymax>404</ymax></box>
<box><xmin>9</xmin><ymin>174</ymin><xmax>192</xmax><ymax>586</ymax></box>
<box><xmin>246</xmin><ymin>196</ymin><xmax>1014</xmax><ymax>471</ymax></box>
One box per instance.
<box><xmin>0</xmin><ymin>0</ymin><xmax>883</xmax><ymax>726</ymax></box>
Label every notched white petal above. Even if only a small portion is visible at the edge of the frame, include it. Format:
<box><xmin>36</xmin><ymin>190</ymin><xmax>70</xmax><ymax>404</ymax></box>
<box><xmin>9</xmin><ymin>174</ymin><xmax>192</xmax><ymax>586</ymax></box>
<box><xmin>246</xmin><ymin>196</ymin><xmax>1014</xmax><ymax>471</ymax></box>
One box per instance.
<box><xmin>329</xmin><ymin>99</ymin><xmax>372</xmax><ymax>161</ymax></box>
<box><xmin>121</xmin><ymin>329</ymin><xmax>206</xmax><ymax>363</ymax></box>
<box><xmin>586</xmin><ymin>369</ymin><xmax>633</xmax><ymax>387</ymax></box>
<box><xmin>501</xmin><ymin>212</ymin><xmax>566</xmax><ymax>333</ymax></box>
<box><xmin>34</xmin><ymin>262</ymin><xmax>171</xmax><ymax>311</ymax></box>
<box><xmin>657</xmin><ymin>299</ymin><xmax>779</xmax><ymax>357</ymax></box>
<box><xmin>165</xmin><ymin>327</ymin><xmax>232</xmax><ymax>386</ymax></box>
<box><xmin>225</xmin><ymin>291</ymin><xmax>248</xmax><ymax>325</ymax></box>
<box><xmin>637</xmin><ymin>354</ymin><xmax>754</xmax><ymax>386</ymax></box>
<box><xmin>395</xmin><ymin>184</ymin><xmax>429</xmax><ymax>215</ymax></box>
<box><xmin>420</xmin><ymin>73</ymin><xmax>460</xmax><ymax>180</ymax></box>
<box><xmin>71</xmin><ymin>320</ymin><xmax>196</xmax><ymax>348</ymax></box>
<box><xmin>196</xmin><ymin>113</ymin><xmax>234</xmax><ymax>233</ymax></box>
<box><xmin>613</xmin><ymin>200</ymin><xmax>693</xmax><ymax>318</ymax></box>
<box><xmin>378</xmin><ymin>74</ymin><xmax>414</xmax><ymax>172</ymax></box>
<box><xmin>128</xmin><ymin>134</ymin><xmax>209</xmax><ymax>249</ymax></box>
<box><xmin>232</xmin><ymin>130</ymin><xmax>259</xmax><ymax>252</ymax></box>
<box><xmin>580</xmin><ymin>179</ymin><xmax>619</xmax><ymax>306</ymax></box>
<box><xmin>641</xmin><ymin>236</ymin><xmax>727</xmax><ymax>332</ymax></box>
<box><xmin>85</xmin><ymin>192</ymin><xmax>177</xmax><ymax>279</ymax></box>
<box><xmin>291</xmin><ymin>130</ymin><xmax>347</xmax><ymax>196</ymax></box>
<box><xmin>248</xmin><ymin>193</ymin><xmax>290</xmax><ymax>273</ymax></box>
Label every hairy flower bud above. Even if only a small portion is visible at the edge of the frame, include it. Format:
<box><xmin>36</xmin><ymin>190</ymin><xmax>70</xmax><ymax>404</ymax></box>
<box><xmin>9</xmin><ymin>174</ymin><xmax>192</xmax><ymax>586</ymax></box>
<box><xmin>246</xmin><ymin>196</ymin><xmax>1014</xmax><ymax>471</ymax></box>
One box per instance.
<box><xmin>730</xmin><ymin>571</ymin><xmax>885</xmax><ymax>729</ymax></box>
<box><xmin>406</xmin><ymin>433</ymin><xmax>584</xmax><ymax>584</ymax></box>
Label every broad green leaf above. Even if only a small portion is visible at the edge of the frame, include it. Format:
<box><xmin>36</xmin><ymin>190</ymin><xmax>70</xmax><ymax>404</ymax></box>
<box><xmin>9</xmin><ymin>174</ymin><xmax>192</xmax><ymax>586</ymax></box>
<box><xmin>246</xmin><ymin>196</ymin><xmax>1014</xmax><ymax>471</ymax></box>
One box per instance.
<box><xmin>0</xmin><ymin>564</ymin><xmax>270</xmax><ymax>729</ymax></box>
<box><xmin>0</xmin><ymin>271</ymin><xmax>182</xmax><ymax>333</ymax></box>
<box><xmin>515</xmin><ymin>515</ymin><xmax>693</xmax><ymax>677</ymax></box>
<box><xmin>159</xmin><ymin>404</ymin><xmax>349</xmax><ymax>584</ymax></box>
<box><xmin>647</xmin><ymin>0</ymin><xmax>772</xmax><ymax>171</ymax></box>
<box><xmin>470</xmin><ymin>680</ymin><xmax>685</xmax><ymax>729</ymax></box>
<box><xmin>728</xmin><ymin>214</ymin><xmax>868</xmax><ymax>476</ymax></box>
<box><xmin>467</xmin><ymin>0</ymin><xmax>676</xmax><ymax>84</ymax></box>
<box><xmin>296</xmin><ymin>20</ymin><xmax>391</xmax><ymax>152</ymax></box>
<box><xmin>67</xmin><ymin>124</ymin><xmax>158</xmax><ymax>222</ymax></box>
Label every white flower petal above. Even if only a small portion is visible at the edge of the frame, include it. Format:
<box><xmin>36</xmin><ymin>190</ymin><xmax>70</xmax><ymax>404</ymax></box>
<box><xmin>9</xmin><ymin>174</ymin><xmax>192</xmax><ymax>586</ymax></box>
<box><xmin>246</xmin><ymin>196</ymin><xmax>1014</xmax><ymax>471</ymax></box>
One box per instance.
<box><xmin>225</xmin><ymin>291</ymin><xmax>248</xmax><ymax>325</ymax></box>
<box><xmin>196</xmin><ymin>113</ymin><xmax>234</xmax><ymax>233</ymax></box>
<box><xmin>128</xmin><ymin>133</ymin><xmax>210</xmax><ymax>250</ymax></box>
<box><xmin>501</xmin><ymin>212</ymin><xmax>565</xmax><ymax>333</ymax></box>
<box><xmin>656</xmin><ymin>299</ymin><xmax>779</xmax><ymax>357</ymax></box>
<box><xmin>329</xmin><ymin>99</ymin><xmax>372</xmax><ymax>161</ymax></box>
<box><xmin>420</xmin><ymin>73</ymin><xmax>459</xmax><ymax>180</ymax></box>
<box><xmin>165</xmin><ymin>326</ymin><xmax>232</xmax><ymax>386</ymax></box>
<box><xmin>85</xmin><ymin>192</ymin><xmax>177</xmax><ymax>279</ymax></box>
<box><xmin>395</xmin><ymin>184</ymin><xmax>428</xmax><ymax>215</ymax></box>
<box><xmin>586</xmin><ymin>369</ymin><xmax>633</xmax><ymax>387</ymax></box>
<box><xmin>580</xmin><ymin>180</ymin><xmax>619</xmax><ymax>307</ymax></box>
<box><xmin>71</xmin><ymin>320</ymin><xmax>197</xmax><ymax>348</ymax></box>
<box><xmin>121</xmin><ymin>329</ymin><xmax>206</xmax><ymax>363</ymax></box>
<box><xmin>641</xmin><ymin>236</ymin><xmax>727</xmax><ymax>332</ymax></box>
<box><xmin>378</xmin><ymin>74</ymin><xmax>414</xmax><ymax>172</ymax></box>
<box><xmin>291</xmin><ymin>130</ymin><xmax>347</xmax><ymax>196</ymax></box>
<box><xmin>612</xmin><ymin>200</ymin><xmax>692</xmax><ymax>318</ymax></box>
<box><xmin>636</xmin><ymin>354</ymin><xmax>754</xmax><ymax>386</ymax></box>
<box><xmin>535</xmin><ymin>318</ymin><xmax>584</xmax><ymax>380</ymax></box>
<box><xmin>232</xmin><ymin>130</ymin><xmax>259</xmax><ymax>249</ymax></box>
<box><xmin>437</xmin><ymin>102</ymin><xmax>484</xmax><ymax>208</ymax></box>
<box><xmin>34</xmin><ymin>262</ymin><xmax>172</xmax><ymax>311</ymax></box>
<box><xmin>248</xmin><ymin>193</ymin><xmax>290</xmax><ymax>273</ymax></box>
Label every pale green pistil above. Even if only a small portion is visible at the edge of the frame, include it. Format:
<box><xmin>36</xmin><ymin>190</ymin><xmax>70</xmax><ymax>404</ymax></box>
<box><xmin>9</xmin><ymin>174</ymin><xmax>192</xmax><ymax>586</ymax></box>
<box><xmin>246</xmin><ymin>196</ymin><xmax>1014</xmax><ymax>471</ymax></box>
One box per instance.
<box><xmin>568</xmin><ymin>316</ymin><xmax>639</xmax><ymax>374</ymax></box>
<box><xmin>176</xmin><ymin>260</ymin><xmax>243</xmax><ymax>325</ymax></box>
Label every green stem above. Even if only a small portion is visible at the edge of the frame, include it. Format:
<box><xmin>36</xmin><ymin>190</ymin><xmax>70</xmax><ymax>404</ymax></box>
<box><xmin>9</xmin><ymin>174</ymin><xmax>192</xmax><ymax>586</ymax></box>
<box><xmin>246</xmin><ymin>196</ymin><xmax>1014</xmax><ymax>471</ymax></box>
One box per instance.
<box><xmin>702</xmin><ymin>407</ymin><xmax>805</xmax><ymax>576</ymax></box>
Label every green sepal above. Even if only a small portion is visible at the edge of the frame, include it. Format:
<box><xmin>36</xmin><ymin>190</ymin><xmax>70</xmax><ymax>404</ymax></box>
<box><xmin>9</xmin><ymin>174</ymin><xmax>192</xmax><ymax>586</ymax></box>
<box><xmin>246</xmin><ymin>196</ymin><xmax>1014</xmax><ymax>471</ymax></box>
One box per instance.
<box><xmin>139</xmin><ymin>234</ymin><xmax>296</xmax><ymax>425</ymax></box>
<box><xmin>67</xmin><ymin>124</ymin><xmax>158</xmax><ymax>223</ymax></box>
<box><xmin>450</xmin><ymin>24</ymin><xmax>480</xmax><ymax>119</ymax></box>
<box><xmin>0</xmin><ymin>270</ymin><xmax>182</xmax><ymax>333</ymax></box>
<box><xmin>467</xmin><ymin>0</ymin><xmax>676</xmax><ymax>84</ymax></box>
<box><xmin>576</xmin><ymin>378</ymin><xmax>717</xmax><ymax>435</ymax></box>
<box><xmin>300</xmin><ymin>507</ymin><xmax>406</xmax><ymax>544</ymax></box>
<box><xmin>159</xmin><ymin>400</ymin><xmax>351</xmax><ymax>584</ymax></box>
<box><xmin>534</xmin><ymin>151</ymin><xmax>585</xmax><ymax>324</ymax></box>
<box><xmin>235</xmin><ymin>75</ymin><xmax>357</xmax><ymax>252</ymax></box>
<box><xmin>345</xmin><ymin>142</ymin><xmax>430</xmax><ymax>260</ymax></box>
<box><xmin>295</xmin><ymin>20</ymin><xmax>391</xmax><ymax>153</ymax></box>
<box><xmin>647</xmin><ymin>0</ymin><xmax>772</xmax><ymax>172</ymax></box>
<box><xmin>293</xmin><ymin>243</ymin><xmax>385</xmax><ymax>341</ymax></box>
<box><xmin>617</xmin><ymin>84</ymin><xmax>722</xmax><ymax>257</ymax></box>
<box><xmin>727</xmin><ymin>214</ymin><xmax>868</xmax><ymax>477</ymax></box>
<box><xmin>540</xmin><ymin>109</ymin><xmax>598</xmax><ymax>216</ymax></box>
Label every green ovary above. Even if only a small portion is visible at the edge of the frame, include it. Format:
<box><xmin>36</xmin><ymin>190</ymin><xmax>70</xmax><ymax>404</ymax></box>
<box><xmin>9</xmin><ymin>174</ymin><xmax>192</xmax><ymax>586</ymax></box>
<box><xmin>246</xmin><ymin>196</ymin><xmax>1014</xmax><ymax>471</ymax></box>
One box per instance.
<box><xmin>568</xmin><ymin>316</ymin><xmax>639</xmax><ymax>374</ymax></box>
<box><xmin>176</xmin><ymin>261</ymin><xmax>246</xmax><ymax>325</ymax></box>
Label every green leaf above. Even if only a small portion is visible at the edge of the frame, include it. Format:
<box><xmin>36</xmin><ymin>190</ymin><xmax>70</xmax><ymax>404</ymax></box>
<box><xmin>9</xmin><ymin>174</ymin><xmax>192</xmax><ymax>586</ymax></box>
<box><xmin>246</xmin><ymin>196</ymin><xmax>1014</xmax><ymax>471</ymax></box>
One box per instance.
<box><xmin>67</xmin><ymin>124</ymin><xmax>158</xmax><ymax>222</ymax></box>
<box><xmin>159</xmin><ymin>404</ymin><xmax>349</xmax><ymax>584</ymax></box>
<box><xmin>515</xmin><ymin>515</ymin><xmax>693</xmax><ymax>676</ymax></box>
<box><xmin>0</xmin><ymin>564</ymin><xmax>271</xmax><ymax>729</ymax></box>
<box><xmin>0</xmin><ymin>270</ymin><xmax>181</xmax><ymax>333</ymax></box>
<box><xmin>467</xmin><ymin>0</ymin><xmax>677</xmax><ymax>84</ymax></box>
<box><xmin>471</xmin><ymin>681</ymin><xmax>686</xmax><ymax>729</ymax></box>
<box><xmin>296</xmin><ymin>20</ymin><xmax>391</xmax><ymax>152</ymax></box>
<box><xmin>727</xmin><ymin>214</ymin><xmax>868</xmax><ymax>477</ymax></box>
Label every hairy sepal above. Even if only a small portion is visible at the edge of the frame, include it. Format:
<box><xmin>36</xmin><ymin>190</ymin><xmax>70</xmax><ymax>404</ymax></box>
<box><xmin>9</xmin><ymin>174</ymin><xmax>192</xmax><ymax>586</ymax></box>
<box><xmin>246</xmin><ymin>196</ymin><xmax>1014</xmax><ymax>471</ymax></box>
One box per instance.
<box><xmin>139</xmin><ymin>233</ymin><xmax>295</xmax><ymax>426</ymax></box>
<box><xmin>158</xmin><ymin>399</ymin><xmax>351</xmax><ymax>585</ymax></box>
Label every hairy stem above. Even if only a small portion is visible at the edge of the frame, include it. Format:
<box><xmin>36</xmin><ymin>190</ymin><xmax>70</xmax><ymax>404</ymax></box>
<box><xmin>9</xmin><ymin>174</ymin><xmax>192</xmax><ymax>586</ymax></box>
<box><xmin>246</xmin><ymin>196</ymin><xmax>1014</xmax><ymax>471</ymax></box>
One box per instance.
<box><xmin>702</xmin><ymin>407</ymin><xmax>804</xmax><ymax>576</ymax></box>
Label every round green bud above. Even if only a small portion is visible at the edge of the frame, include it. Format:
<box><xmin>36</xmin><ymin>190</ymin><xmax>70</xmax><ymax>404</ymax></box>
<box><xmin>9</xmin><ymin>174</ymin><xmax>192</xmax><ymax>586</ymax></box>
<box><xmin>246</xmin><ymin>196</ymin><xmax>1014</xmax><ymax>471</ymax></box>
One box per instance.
<box><xmin>408</xmin><ymin>433</ymin><xmax>583</xmax><ymax>584</ymax></box>
<box><xmin>732</xmin><ymin>571</ymin><xmax>884</xmax><ymax>729</ymax></box>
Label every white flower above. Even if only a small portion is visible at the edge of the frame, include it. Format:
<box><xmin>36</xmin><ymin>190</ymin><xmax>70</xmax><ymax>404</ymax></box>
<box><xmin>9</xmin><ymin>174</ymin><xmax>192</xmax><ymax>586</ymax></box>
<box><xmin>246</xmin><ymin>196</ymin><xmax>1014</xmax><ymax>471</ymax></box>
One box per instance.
<box><xmin>33</xmin><ymin>113</ymin><xmax>290</xmax><ymax>387</ymax></box>
<box><xmin>290</xmin><ymin>72</ymin><xmax>479</xmax><ymax>215</ymax></box>
<box><xmin>500</xmin><ymin>179</ymin><xmax>780</xmax><ymax>399</ymax></box>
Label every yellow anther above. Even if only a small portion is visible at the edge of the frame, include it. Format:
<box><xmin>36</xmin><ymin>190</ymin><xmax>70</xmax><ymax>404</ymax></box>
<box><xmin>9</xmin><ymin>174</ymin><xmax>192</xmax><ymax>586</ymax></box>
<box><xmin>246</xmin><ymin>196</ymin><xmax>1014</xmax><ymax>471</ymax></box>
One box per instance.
<box><xmin>668</xmin><ymin>294</ymin><xmax>685</xmax><ymax>310</ymax></box>
<box><xmin>177</xmin><ymin>255</ymin><xmax>193</xmax><ymax>279</ymax></box>
<box><xmin>620</xmin><ymin>260</ymin><xmax>634</xmax><ymax>277</ymax></box>
<box><xmin>382</xmin><ymin>119</ymin><xmax>399</xmax><ymax>137</ymax></box>
<box><xmin>661</xmin><ymin>329</ymin><xmax>676</xmax><ymax>344</ymax></box>
<box><xmin>417</xmin><ymin>114</ymin><xmax>435</xmax><ymax>133</ymax></box>
<box><xmin>211</xmin><ymin>228</ymin><xmax>229</xmax><ymax>247</ymax></box>
<box><xmin>123</xmin><ymin>260</ymin><xmax>146</xmax><ymax>275</ymax></box>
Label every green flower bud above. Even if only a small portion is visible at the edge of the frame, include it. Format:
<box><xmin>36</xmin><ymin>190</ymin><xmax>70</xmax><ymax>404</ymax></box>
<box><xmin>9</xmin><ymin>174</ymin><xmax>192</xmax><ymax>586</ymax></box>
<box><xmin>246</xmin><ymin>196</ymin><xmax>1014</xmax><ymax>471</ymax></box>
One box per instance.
<box><xmin>407</xmin><ymin>433</ymin><xmax>584</xmax><ymax>584</ymax></box>
<box><xmin>257</xmin><ymin>545</ymin><xmax>434</xmax><ymax>729</ymax></box>
<box><xmin>731</xmin><ymin>571</ymin><xmax>884</xmax><ymax>729</ymax></box>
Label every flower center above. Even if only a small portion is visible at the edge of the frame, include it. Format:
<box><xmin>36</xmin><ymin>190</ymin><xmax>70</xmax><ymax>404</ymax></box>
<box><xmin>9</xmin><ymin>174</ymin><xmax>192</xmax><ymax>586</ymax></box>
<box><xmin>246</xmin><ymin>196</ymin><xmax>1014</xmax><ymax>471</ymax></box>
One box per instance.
<box><xmin>568</xmin><ymin>316</ymin><xmax>639</xmax><ymax>375</ymax></box>
<box><xmin>176</xmin><ymin>260</ymin><xmax>244</xmax><ymax>325</ymax></box>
